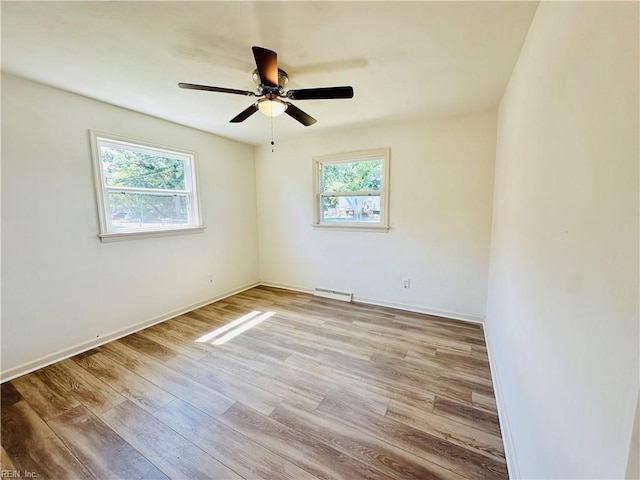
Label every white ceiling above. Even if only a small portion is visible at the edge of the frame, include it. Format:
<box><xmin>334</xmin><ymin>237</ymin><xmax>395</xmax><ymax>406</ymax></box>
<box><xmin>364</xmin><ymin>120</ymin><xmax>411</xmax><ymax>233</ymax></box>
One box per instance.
<box><xmin>1</xmin><ymin>1</ymin><xmax>538</xmax><ymax>146</ymax></box>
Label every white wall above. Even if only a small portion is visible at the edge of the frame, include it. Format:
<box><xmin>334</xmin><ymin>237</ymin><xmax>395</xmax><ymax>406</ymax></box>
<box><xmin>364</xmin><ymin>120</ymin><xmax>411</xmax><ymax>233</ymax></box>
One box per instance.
<box><xmin>486</xmin><ymin>2</ymin><xmax>639</xmax><ymax>478</ymax></box>
<box><xmin>256</xmin><ymin>111</ymin><xmax>496</xmax><ymax>320</ymax></box>
<box><xmin>628</xmin><ymin>392</ymin><xmax>640</xmax><ymax>479</ymax></box>
<box><xmin>1</xmin><ymin>74</ymin><xmax>260</xmax><ymax>378</ymax></box>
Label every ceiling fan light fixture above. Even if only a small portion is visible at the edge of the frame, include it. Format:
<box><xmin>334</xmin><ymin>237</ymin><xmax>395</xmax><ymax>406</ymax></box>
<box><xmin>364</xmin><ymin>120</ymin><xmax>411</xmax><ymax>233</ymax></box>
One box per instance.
<box><xmin>257</xmin><ymin>98</ymin><xmax>287</xmax><ymax>117</ymax></box>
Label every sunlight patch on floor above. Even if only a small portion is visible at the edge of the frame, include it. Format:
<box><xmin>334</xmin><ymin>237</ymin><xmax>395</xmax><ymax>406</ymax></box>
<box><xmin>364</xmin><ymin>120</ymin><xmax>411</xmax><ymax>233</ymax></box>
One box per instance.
<box><xmin>195</xmin><ymin>310</ymin><xmax>276</xmax><ymax>345</ymax></box>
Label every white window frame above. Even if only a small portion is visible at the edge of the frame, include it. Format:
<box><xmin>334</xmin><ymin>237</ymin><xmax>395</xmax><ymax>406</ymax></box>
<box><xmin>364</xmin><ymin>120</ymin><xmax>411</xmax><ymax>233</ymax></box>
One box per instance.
<box><xmin>89</xmin><ymin>130</ymin><xmax>204</xmax><ymax>242</ymax></box>
<box><xmin>313</xmin><ymin>148</ymin><xmax>390</xmax><ymax>231</ymax></box>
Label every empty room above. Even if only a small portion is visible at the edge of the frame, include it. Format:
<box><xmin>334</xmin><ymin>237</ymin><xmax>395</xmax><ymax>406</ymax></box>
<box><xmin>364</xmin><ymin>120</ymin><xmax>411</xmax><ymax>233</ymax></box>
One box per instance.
<box><xmin>1</xmin><ymin>1</ymin><xmax>638</xmax><ymax>479</ymax></box>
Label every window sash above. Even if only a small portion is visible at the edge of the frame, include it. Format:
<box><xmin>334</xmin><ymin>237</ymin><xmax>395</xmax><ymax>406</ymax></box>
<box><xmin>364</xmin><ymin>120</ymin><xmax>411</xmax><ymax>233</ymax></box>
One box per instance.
<box><xmin>90</xmin><ymin>130</ymin><xmax>202</xmax><ymax>240</ymax></box>
<box><xmin>313</xmin><ymin>148</ymin><xmax>390</xmax><ymax>230</ymax></box>
<box><xmin>104</xmin><ymin>186</ymin><xmax>191</xmax><ymax>195</ymax></box>
<box><xmin>98</xmin><ymin>138</ymin><xmax>192</xmax><ymax>163</ymax></box>
<box><xmin>319</xmin><ymin>190</ymin><xmax>381</xmax><ymax>197</ymax></box>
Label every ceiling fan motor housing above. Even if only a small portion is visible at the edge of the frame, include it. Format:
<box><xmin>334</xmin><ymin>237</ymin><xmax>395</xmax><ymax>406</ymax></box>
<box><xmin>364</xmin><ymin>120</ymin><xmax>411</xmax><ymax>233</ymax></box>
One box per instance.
<box><xmin>252</xmin><ymin>68</ymin><xmax>289</xmax><ymax>93</ymax></box>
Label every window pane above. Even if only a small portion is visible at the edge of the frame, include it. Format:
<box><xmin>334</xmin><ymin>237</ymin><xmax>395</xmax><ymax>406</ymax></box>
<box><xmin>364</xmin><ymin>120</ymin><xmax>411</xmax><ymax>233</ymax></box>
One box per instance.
<box><xmin>108</xmin><ymin>192</ymin><xmax>191</xmax><ymax>230</ymax></box>
<box><xmin>321</xmin><ymin>195</ymin><xmax>381</xmax><ymax>223</ymax></box>
<box><xmin>101</xmin><ymin>145</ymin><xmax>186</xmax><ymax>190</ymax></box>
<box><xmin>322</xmin><ymin>160</ymin><xmax>382</xmax><ymax>193</ymax></box>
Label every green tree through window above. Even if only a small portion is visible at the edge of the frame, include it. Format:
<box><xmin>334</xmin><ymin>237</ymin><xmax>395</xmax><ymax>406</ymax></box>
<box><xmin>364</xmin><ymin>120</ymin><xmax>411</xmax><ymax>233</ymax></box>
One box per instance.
<box><xmin>90</xmin><ymin>131</ymin><xmax>202</xmax><ymax>240</ymax></box>
<box><xmin>102</xmin><ymin>147</ymin><xmax>189</xmax><ymax>226</ymax></box>
<box><xmin>102</xmin><ymin>148</ymin><xmax>185</xmax><ymax>189</ymax></box>
<box><xmin>313</xmin><ymin>148</ymin><xmax>390</xmax><ymax>229</ymax></box>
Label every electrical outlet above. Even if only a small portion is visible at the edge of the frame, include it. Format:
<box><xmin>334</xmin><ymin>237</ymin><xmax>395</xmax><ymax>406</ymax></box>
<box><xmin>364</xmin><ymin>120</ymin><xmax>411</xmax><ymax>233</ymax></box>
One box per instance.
<box><xmin>403</xmin><ymin>278</ymin><xmax>411</xmax><ymax>289</ymax></box>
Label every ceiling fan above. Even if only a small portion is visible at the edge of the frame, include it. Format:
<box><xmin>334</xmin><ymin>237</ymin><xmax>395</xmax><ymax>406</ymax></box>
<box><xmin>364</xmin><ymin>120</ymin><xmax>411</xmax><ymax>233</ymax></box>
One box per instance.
<box><xmin>179</xmin><ymin>46</ymin><xmax>354</xmax><ymax>127</ymax></box>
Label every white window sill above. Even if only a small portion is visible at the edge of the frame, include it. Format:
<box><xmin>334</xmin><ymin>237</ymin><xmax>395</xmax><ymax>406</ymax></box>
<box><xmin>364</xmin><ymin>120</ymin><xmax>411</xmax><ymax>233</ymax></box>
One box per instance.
<box><xmin>311</xmin><ymin>223</ymin><xmax>390</xmax><ymax>233</ymax></box>
<box><xmin>98</xmin><ymin>226</ymin><xmax>206</xmax><ymax>243</ymax></box>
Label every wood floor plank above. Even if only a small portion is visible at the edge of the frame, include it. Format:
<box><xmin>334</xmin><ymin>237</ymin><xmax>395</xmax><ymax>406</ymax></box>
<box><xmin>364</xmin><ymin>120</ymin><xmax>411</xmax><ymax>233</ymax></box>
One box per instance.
<box><xmin>434</xmin><ymin>347</ymin><xmax>491</xmax><ymax>371</ymax></box>
<box><xmin>172</xmin><ymin>311</ymin><xmax>310</xmax><ymax>361</ymax></box>
<box><xmin>1</xmin><ymin>382</ymin><xmax>23</xmax><ymax>406</ymax></box>
<box><xmin>401</xmin><ymin>349</ymin><xmax>493</xmax><ymax>384</ymax></box>
<box><xmin>472</xmin><ymin>391</ymin><xmax>499</xmax><ymax>414</ymax></box>
<box><xmin>317</xmin><ymin>392</ymin><xmax>508</xmax><ymax>479</ymax></box>
<box><xmin>99</xmin><ymin>341</ymin><xmax>236</xmax><ymax>418</ymax></box>
<box><xmin>265</xmin><ymin>307</ymin><xmax>327</xmax><ymax>327</ymax></box>
<box><xmin>100</xmin><ymin>400</ymin><xmax>242</xmax><ymax>480</ymax></box>
<box><xmin>178</xmin><ymin>307</ymin><xmax>241</xmax><ymax>330</ymax></box>
<box><xmin>154</xmin><ymin>398</ymin><xmax>317</xmax><ymax>480</ymax></box>
<box><xmin>369</xmin><ymin>352</ymin><xmax>492</xmax><ymax>398</ymax></box>
<box><xmin>181</xmin><ymin>309</ymin><xmax>233</xmax><ymax>328</ymax></box>
<box><xmin>34</xmin><ymin>359</ymin><xmax>125</xmax><ymax>416</ymax></box>
<box><xmin>432</xmin><ymin>395</ymin><xmax>502</xmax><ymax>438</ymax></box>
<box><xmin>264</xmin><ymin>319</ymin><xmax>374</xmax><ymax>359</ymax></box>
<box><xmin>146</xmin><ymin>318</ymin><xmax>225</xmax><ymax>356</ymax></box>
<box><xmin>1</xmin><ymin>446</ymin><xmax>16</xmax><ymax>472</ymax></box>
<box><xmin>208</xmin><ymin>344</ymin><xmax>336</xmax><ymax>400</ymax></box>
<box><xmin>219</xmin><ymin>401</ymin><xmax>393</xmax><ymax>480</ymax></box>
<box><xmin>11</xmin><ymin>372</ymin><xmax>80</xmax><ymax>421</ymax></box>
<box><xmin>376</xmin><ymin>306</ymin><xmax>482</xmax><ymax>334</ymax></box>
<box><xmin>271</xmin><ymin>401</ymin><xmax>467</xmax><ymax>480</ymax></box>
<box><xmin>231</xmin><ymin>332</ymin><xmax>303</xmax><ymax>361</ymax></box>
<box><xmin>328</xmin><ymin>385</ymin><xmax>391</xmax><ymax>416</ymax></box>
<box><xmin>136</xmin><ymin>326</ymin><xmax>209</xmax><ymax>360</ymax></box>
<box><xmin>199</xmin><ymin>351</ymin><xmax>325</xmax><ymax>410</ymax></box>
<box><xmin>285</xmin><ymin>352</ymin><xmax>442</xmax><ymax>409</ymax></box>
<box><xmin>118</xmin><ymin>333</ymin><xmax>180</xmax><ymax>362</ymax></box>
<box><xmin>385</xmin><ymin>399</ymin><xmax>505</xmax><ymax>462</ymax></box>
<box><xmin>244</xmin><ymin>325</ymin><xmax>331</xmax><ymax>358</ymax></box>
<box><xmin>2</xmin><ymin>400</ymin><xmax>94</xmax><ymax>479</ymax></box>
<box><xmin>305</xmin><ymin>321</ymin><xmax>412</xmax><ymax>359</ymax></box>
<box><xmin>281</xmin><ymin>301</ymin><xmax>380</xmax><ymax>325</ymax></box>
<box><xmin>73</xmin><ymin>352</ymin><xmax>175</xmax><ymax>413</ymax></box>
<box><xmin>163</xmin><ymin>353</ymin><xmax>284</xmax><ymax>415</ymax></box>
<box><xmin>351</xmin><ymin>320</ymin><xmax>475</xmax><ymax>354</ymax></box>
<box><xmin>48</xmin><ymin>404</ymin><xmax>169</xmax><ymax>479</ymax></box>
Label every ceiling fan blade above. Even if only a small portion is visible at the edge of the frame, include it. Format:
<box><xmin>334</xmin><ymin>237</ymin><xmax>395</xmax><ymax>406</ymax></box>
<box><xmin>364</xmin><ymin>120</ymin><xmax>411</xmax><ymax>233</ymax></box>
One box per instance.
<box><xmin>287</xmin><ymin>86</ymin><xmax>354</xmax><ymax>100</ymax></box>
<box><xmin>178</xmin><ymin>83</ymin><xmax>255</xmax><ymax>96</ymax></box>
<box><xmin>230</xmin><ymin>103</ymin><xmax>259</xmax><ymax>123</ymax></box>
<box><xmin>284</xmin><ymin>103</ymin><xmax>317</xmax><ymax>126</ymax></box>
<box><xmin>252</xmin><ymin>46</ymin><xmax>279</xmax><ymax>87</ymax></box>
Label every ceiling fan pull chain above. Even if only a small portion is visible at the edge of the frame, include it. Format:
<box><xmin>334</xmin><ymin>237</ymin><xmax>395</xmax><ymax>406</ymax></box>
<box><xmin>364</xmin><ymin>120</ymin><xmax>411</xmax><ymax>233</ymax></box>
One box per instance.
<box><xmin>271</xmin><ymin>116</ymin><xmax>275</xmax><ymax>152</ymax></box>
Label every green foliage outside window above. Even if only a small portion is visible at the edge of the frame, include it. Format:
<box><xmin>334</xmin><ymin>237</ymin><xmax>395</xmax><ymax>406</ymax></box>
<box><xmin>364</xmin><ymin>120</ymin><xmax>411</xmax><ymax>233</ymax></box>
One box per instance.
<box><xmin>322</xmin><ymin>160</ymin><xmax>382</xmax><ymax>193</ymax></box>
<box><xmin>321</xmin><ymin>159</ymin><xmax>382</xmax><ymax>222</ymax></box>
<box><xmin>102</xmin><ymin>147</ymin><xmax>185</xmax><ymax>190</ymax></box>
<box><xmin>101</xmin><ymin>146</ymin><xmax>189</xmax><ymax>226</ymax></box>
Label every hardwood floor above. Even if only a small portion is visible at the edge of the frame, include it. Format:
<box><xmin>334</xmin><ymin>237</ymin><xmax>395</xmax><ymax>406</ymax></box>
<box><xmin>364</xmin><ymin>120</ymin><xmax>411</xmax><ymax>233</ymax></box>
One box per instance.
<box><xmin>1</xmin><ymin>286</ymin><xmax>507</xmax><ymax>479</ymax></box>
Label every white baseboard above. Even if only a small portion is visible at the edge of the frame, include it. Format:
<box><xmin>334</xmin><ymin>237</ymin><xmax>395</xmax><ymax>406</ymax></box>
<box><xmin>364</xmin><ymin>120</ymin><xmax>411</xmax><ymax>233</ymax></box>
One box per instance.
<box><xmin>483</xmin><ymin>321</ymin><xmax>520</xmax><ymax>479</ymax></box>
<box><xmin>353</xmin><ymin>295</ymin><xmax>485</xmax><ymax>324</ymax></box>
<box><xmin>0</xmin><ymin>281</ymin><xmax>259</xmax><ymax>383</ymax></box>
<box><xmin>259</xmin><ymin>282</ymin><xmax>313</xmax><ymax>295</ymax></box>
<box><xmin>259</xmin><ymin>281</ymin><xmax>485</xmax><ymax>325</ymax></box>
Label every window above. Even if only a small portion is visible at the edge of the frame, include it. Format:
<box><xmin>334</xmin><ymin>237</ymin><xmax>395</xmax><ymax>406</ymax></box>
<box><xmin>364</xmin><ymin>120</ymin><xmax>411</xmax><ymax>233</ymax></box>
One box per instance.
<box><xmin>90</xmin><ymin>131</ymin><xmax>203</xmax><ymax>241</ymax></box>
<box><xmin>313</xmin><ymin>148</ymin><xmax>390</xmax><ymax>230</ymax></box>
